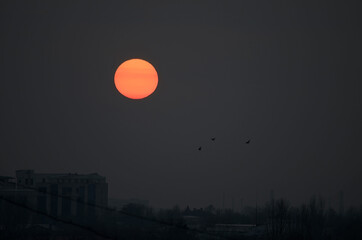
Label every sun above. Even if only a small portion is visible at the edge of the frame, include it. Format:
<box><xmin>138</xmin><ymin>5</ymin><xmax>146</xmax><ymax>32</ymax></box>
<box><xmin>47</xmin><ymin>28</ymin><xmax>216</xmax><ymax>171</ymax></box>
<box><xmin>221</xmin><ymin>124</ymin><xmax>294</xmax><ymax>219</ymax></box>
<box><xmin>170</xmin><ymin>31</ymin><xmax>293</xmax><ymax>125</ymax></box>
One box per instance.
<box><xmin>114</xmin><ymin>59</ymin><xmax>158</xmax><ymax>99</ymax></box>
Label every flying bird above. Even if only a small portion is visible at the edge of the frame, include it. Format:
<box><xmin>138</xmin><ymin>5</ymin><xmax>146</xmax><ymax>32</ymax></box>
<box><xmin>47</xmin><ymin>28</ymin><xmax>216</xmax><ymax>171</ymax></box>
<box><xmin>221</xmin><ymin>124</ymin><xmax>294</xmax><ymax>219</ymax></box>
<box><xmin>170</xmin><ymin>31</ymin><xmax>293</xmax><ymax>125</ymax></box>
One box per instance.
<box><xmin>211</xmin><ymin>137</ymin><xmax>216</xmax><ymax>141</ymax></box>
<box><xmin>198</xmin><ymin>147</ymin><xmax>202</xmax><ymax>151</ymax></box>
<box><xmin>245</xmin><ymin>139</ymin><xmax>251</xmax><ymax>144</ymax></box>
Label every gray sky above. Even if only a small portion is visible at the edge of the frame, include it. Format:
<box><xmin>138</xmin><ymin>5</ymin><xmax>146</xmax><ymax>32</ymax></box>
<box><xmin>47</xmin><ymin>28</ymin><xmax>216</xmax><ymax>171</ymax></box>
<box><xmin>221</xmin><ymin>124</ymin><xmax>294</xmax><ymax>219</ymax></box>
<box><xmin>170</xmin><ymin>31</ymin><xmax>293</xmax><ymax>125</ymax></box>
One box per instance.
<box><xmin>1</xmin><ymin>0</ymin><xmax>362</xmax><ymax>208</ymax></box>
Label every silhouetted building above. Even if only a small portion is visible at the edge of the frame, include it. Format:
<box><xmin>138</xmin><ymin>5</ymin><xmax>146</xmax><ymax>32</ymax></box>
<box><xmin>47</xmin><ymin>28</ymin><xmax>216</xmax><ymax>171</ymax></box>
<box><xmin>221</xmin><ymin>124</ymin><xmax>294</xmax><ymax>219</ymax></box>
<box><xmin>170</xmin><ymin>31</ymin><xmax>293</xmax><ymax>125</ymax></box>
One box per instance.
<box><xmin>0</xmin><ymin>176</ymin><xmax>38</xmax><ymax>225</ymax></box>
<box><xmin>13</xmin><ymin>170</ymin><xmax>108</xmax><ymax>218</ymax></box>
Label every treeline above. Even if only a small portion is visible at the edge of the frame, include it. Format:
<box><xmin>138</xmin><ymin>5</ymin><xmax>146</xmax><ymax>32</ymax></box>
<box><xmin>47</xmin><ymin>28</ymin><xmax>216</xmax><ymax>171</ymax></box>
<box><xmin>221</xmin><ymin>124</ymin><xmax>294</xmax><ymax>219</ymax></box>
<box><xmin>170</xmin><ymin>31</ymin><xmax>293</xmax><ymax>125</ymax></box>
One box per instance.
<box><xmin>1</xmin><ymin>196</ymin><xmax>362</xmax><ymax>239</ymax></box>
<box><xmin>115</xmin><ymin>197</ymin><xmax>362</xmax><ymax>240</ymax></box>
<box><xmin>263</xmin><ymin>197</ymin><xmax>362</xmax><ymax>240</ymax></box>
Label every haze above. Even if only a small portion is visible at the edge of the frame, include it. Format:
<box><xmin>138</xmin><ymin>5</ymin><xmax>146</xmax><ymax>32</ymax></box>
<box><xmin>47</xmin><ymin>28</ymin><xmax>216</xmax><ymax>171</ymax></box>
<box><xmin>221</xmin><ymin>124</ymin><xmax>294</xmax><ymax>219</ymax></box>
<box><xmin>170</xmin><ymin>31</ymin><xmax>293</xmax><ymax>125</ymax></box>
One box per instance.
<box><xmin>1</xmin><ymin>0</ymin><xmax>361</xmax><ymax>209</ymax></box>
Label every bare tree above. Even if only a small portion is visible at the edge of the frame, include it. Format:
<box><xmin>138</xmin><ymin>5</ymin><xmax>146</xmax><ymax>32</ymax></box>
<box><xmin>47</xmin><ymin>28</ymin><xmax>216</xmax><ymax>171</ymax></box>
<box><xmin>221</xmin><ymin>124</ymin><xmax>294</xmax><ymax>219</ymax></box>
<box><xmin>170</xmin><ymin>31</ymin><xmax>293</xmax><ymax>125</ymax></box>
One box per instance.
<box><xmin>266</xmin><ymin>198</ymin><xmax>290</xmax><ymax>240</ymax></box>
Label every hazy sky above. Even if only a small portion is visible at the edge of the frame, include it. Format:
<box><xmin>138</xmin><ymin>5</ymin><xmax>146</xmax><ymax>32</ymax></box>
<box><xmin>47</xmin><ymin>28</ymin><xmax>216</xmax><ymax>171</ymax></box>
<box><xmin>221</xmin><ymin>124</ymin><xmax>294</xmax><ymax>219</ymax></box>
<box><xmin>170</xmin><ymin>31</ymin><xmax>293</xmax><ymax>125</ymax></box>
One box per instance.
<box><xmin>1</xmin><ymin>0</ymin><xmax>362</xmax><ymax>209</ymax></box>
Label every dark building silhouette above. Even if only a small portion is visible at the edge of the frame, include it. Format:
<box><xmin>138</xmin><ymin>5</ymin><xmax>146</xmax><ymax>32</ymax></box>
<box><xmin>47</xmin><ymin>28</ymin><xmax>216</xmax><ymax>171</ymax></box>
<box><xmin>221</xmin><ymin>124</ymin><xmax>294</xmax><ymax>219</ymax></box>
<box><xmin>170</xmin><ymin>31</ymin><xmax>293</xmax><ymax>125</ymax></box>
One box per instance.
<box><xmin>0</xmin><ymin>175</ymin><xmax>38</xmax><ymax>225</ymax></box>
<box><xmin>0</xmin><ymin>170</ymin><xmax>108</xmax><ymax>221</ymax></box>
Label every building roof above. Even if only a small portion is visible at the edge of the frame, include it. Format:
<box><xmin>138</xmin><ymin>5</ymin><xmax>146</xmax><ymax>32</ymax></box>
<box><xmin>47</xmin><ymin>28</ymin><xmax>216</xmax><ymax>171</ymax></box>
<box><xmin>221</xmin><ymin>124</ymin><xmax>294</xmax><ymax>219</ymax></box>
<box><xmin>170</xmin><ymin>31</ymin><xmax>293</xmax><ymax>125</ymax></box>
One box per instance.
<box><xmin>0</xmin><ymin>176</ymin><xmax>14</xmax><ymax>180</ymax></box>
<box><xmin>16</xmin><ymin>170</ymin><xmax>105</xmax><ymax>179</ymax></box>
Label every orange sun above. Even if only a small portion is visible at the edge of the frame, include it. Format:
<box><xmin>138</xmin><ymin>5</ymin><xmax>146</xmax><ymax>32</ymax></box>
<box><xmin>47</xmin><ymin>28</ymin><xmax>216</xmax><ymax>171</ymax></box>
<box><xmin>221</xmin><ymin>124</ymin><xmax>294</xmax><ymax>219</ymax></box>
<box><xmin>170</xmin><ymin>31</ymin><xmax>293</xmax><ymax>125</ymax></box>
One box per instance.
<box><xmin>114</xmin><ymin>59</ymin><xmax>158</xmax><ymax>99</ymax></box>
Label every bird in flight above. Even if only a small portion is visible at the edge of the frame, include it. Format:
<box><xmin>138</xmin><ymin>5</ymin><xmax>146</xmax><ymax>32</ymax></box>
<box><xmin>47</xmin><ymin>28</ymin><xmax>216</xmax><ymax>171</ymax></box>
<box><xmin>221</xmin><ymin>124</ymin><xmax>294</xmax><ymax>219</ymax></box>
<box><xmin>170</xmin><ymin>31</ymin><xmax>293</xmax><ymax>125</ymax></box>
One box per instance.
<box><xmin>245</xmin><ymin>139</ymin><xmax>251</xmax><ymax>144</ymax></box>
<box><xmin>198</xmin><ymin>147</ymin><xmax>202</xmax><ymax>151</ymax></box>
<box><xmin>211</xmin><ymin>137</ymin><xmax>216</xmax><ymax>141</ymax></box>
